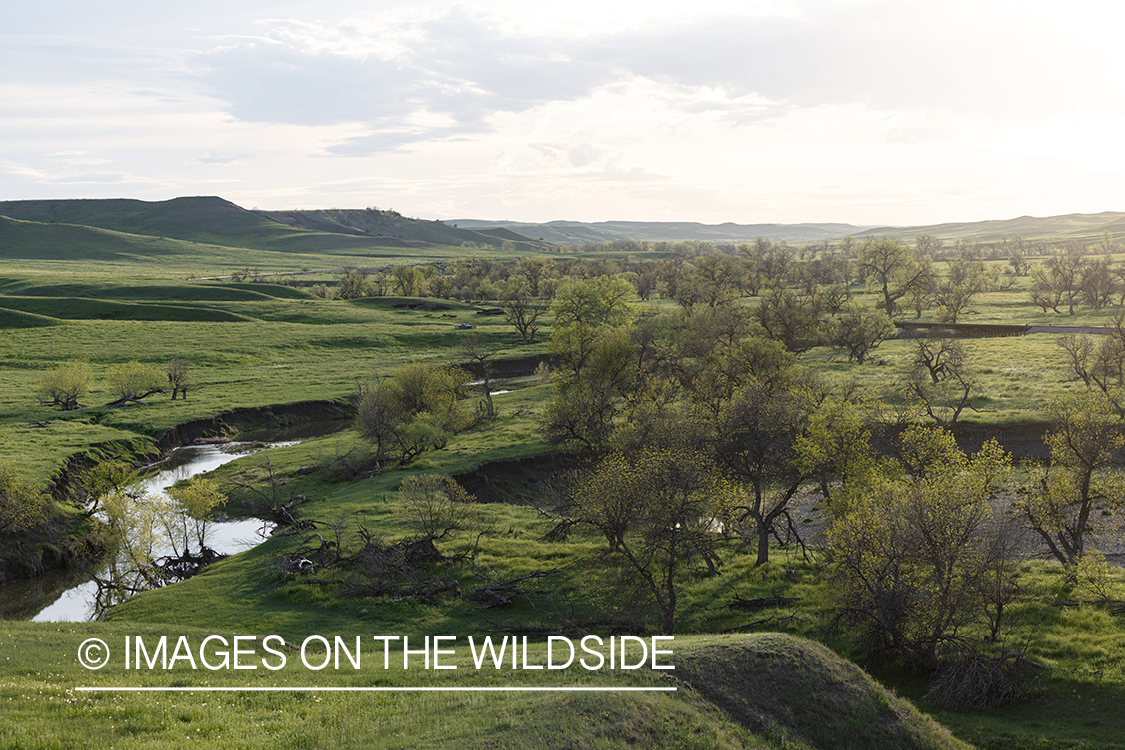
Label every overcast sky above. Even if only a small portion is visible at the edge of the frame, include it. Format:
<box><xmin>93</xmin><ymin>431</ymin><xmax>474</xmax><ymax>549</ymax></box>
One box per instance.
<box><xmin>2</xmin><ymin>0</ymin><xmax>1123</xmax><ymax>226</ymax></box>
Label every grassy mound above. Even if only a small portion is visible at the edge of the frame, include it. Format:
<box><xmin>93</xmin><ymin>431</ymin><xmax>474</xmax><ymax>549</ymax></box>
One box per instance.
<box><xmin>0</xmin><ymin>296</ymin><xmax>255</xmax><ymax>323</ymax></box>
<box><xmin>0</xmin><ymin>307</ymin><xmax>60</xmax><ymax>329</ymax></box>
<box><xmin>674</xmin><ymin>633</ymin><xmax>968</xmax><ymax>750</ymax></box>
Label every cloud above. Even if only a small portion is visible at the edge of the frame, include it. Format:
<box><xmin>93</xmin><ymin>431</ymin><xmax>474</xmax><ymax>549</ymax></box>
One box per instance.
<box><xmin>184</xmin><ymin>1</ymin><xmax>1099</xmax><ymax>157</ymax></box>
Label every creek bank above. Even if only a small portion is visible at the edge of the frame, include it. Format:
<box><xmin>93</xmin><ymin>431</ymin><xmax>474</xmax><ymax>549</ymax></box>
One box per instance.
<box><xmin>453</xmin><ymin>422</ymin><xmax>1054</xmax><ymax>508</ymax></box>
<box><xmin>0</xmin><ymin>399</ymin><xmax>354</xmax><ymax>586</ymax></box>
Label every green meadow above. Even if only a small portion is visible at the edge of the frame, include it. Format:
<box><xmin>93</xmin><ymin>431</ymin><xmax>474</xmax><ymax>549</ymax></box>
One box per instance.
<box><xmin>7</xmin><ymin>200</ymin><xmax>1125</xmax><ymax>748</ymax></box>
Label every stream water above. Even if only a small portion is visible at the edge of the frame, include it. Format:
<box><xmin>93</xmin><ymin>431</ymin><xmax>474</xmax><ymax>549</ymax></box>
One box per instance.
<box><xmin>0</xmin><ymin>440</ymin><xmax>298</xmax><ymax>622</ymax></box>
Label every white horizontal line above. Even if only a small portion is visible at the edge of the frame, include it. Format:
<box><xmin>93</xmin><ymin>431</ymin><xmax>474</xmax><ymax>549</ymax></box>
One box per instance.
<box><xmin>76</xmin><ymin>686</ymin><xmax>676</xmax><ymax>693</ymax></box>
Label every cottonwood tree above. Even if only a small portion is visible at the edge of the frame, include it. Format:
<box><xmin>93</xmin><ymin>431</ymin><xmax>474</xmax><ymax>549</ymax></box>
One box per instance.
<box><xmin>0</xmin><ymin>463</ymin><xmax>48</xmax><ymax>535</ymax></box>
<box><xmin>858</xmin><ymin>237</ymin><xmax>927</xmax><ymax>318</ymax></box>
<box><xmin>932</xmin><ymin>252</ymin><xmax>998</xmax><ymax>323</ymax></box>
<box><xmin>828</xmin><ymin>303</ymin><xmax>896</xmax><ymax>364</ymax></box>
<box><xmin>460</xmin><ymin>333</ymin><xmax>499</xmax><ymax>419</ymax></box>
<box><xmin>1029</xmin><ymin>242</ymin><xmax>1088</xmax><ymax>315</ymax></box>
<box><xmin>1016</xmin><ymin>391</ymin><xmax>1125</xmax><ymax>567</ymax></box>
<box><xmin>105</xmin><ymin>361</ymin><xmax>166</xmax><ymax>403</ymax></box>
<box><xmin>829</xmin><ymin>427</ymin><xmax>1015</xmax><ymax>668</ymax></box>
<box><xmin>753</xmin><ymin>287</ymin><xmax>825</xmax><ymax>354</ymax></box>
<box><xmin>1057</xmin><ymin>324</ymin><xmax>1125</xmax><ymax>419</ymax></box>
<box><xmin>714</xmin><ymin>376</ymin><xmax>820</xmax><ymax>566</ymax></box>
<box><xmin>164</xmin><ymin>476</ymin><xmax>226</xmax><ymax>557</ymax></box>
<box><xmin>35</xmin><ymin>359</ymin><xmax>92</xmax><ymax>411</ymax></box>
<box><xmin>574</xmin><ymin>447</ymin><xmax>733</xmax><ymax>634</ymax></box>
<box><xmin>497</xmin><ymin>279</ymin><xmax>550</xmax><ymax>345</ymax></box>
<box><xmin>906</xmin><ymin>337</ymin><xmax>977</xmax><ymax>427</ymax></box>
<box><xmin>354</xmin><ymin>362</ymin><xmax>471</xmax><ymax>466</ymax></box>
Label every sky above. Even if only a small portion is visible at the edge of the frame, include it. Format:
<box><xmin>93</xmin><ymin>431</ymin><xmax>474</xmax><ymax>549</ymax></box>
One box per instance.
<box><xmin>2</xmin><ymin>0</ymin><xmax>1124</xmax><ymax>226</ymax></box>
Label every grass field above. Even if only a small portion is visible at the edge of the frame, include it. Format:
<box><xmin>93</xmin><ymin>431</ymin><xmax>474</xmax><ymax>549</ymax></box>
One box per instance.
<box><xmin>8</xmin><ymin>206</ymin><xmax>1125</xmax><ymax>747</ymax></box>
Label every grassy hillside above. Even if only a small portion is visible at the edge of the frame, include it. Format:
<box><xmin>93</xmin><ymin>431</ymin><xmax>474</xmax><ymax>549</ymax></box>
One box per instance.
<box><xmin>0</xmin><ymin>197</ymin><xmax>548</xmax><ymax>255</ymax></box>
<box><xmin>0</xmin><ymin>621</ymin><xmax>972</xmax><ymax>750</ymax></box>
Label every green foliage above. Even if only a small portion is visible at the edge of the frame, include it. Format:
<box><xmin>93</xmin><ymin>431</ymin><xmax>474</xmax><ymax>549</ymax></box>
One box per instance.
<box><xmin>828</xmin><ymin>302</ymin><xmax>896</xmax><ymax>363</ymax></box>
<box><xmin>0</xmin><ymin>462</ymin><xmax>49</xmax><ymax>534</ymax></box>
<box><xmin>1016</xmin><ymin>391</ymin><xmax>1125</xmax><ymax>566</ymax></box>
<box><xmin>34</xmin><ymin>358</ymin><xmax>92</xmax><ymax>411</ymax></box>
<box><xmin>829</xmin><ymin>429</ymin><xmax>1015</xmax><ymax>668</ymax></box>
<box><xmin>1067</xmin><ymin>550</ymin><xmax>1119</xmax><ymax>600</ymax></box>
<box><xmin>105</xmin><ymin>360</ymin><xmax>167</xmax><ymax>401</ymax></box>
<box><xmin>354</xmin><ymin>362</ymin><xmax>471</xmax><ymax>465</ymax></box>
<box><xmin>574</xmin><ymin>447</ymin><xmax>734</xmax><ymax>634</ymax></box>
<box><xmin>550</xmin><ymin>275</ymin><xmax>634</xmax><ymax>328</ymax></box>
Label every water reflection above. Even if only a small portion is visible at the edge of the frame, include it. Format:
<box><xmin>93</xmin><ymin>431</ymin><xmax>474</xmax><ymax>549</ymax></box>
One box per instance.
<box><xmin>0</xmin><ymin>441</ymin><xmax>295</xmax><ymax>622</ymax></box>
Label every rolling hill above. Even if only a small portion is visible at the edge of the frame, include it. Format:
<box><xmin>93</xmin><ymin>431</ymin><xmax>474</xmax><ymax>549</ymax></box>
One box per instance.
<box><xmin>0</xmin><ymin>197</ymin><xmax>548</xmax><ymax>254</ymax></box>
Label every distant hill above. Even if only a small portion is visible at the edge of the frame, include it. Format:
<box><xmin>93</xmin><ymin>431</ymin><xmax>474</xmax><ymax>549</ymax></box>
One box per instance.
<box><xmin>446</xmin><ymin>218</ymin><xmax>869</xmax><ymax>244</ymax></box>
<box><xmin>0</xmin><ymin>197</ymin><xmax>547</xmax><ymax>253</ymax></box>
<box><xmin>4</xmin><ymin>197</ymin><xmax>1124</xmax><ymax>254</ymax></box>
<box><xmin>450</xmin><ymin>212</ymin><xmax>1125</xmax><ymax>246</ymax></box>
<box><xmin>255</xmin><ymin>208</ymin><xmax>550</xmax><ymax>251</ymax></box>
<box><xmin>852</xmin><ymin>211</ymin><xmax>1125</xmax><ymax>243</ymax></box>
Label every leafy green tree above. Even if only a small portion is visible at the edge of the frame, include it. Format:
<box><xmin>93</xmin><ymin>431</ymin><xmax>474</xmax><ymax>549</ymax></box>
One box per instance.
<box><xmin>0</xmin><ymin>463</ymin><xmax>49</xmax><ymax>535</ymax></box>
<box><xmin>714</xmin><ymin>376</ymin><xmax>820</xmax><ymax>566</ymax></box>
<box><xmin>906</xmin><ymin>337</ymin><xmax>976</xmax><ymax>427</ymax></box>
<box><xmin>105</xmin><ymin>361</ymin><xmax>166</xmax><ymax>402</ymax></box>
<box><xmin>35</xmin><ymin>359</ymin><xmax>92</xmax><ymax>411</ymax></box>
<box><xmin>1016</xmin><ymin>391</ymin><xmax>1125</xmax><ymax>567</ymax></box>
<box><xmin>337</xmin><ymin>269</ymin><xmax>376</xmax><ymax>300</ymax></box>
<box><xmin>829</xmin><ymin>428</ymin><xmax>1014</xmax><ymax>668</ymax></box>
<box><xmin>932</xmin><ymin>251</ymin><xmax>998</xmax><ymax>323</ymax></box>
<box><xmin>497</xmin><ymin>278</ymin><xmax>550</xmax><ymax>345</ymax></box>
<box><xmin>753</xmin><ymin>288</ymin><xmax>824</xmax><ymax>354</ymax></box>
<box><xmin>574</xmin><ymin>447</ymin><xmax>733</xmax><ymax>634</ymax></box>
<box><xmin>355</xmin><ymin>362</ymin><xmax>471</xmax><ymax>466</ymax></box>
<box><xmin>828</xmin><ymin>303</ymin><xmax>896</xmax><ymax>364</ymax></box>
<box><xmin>542</xmin><ymin>328</ymin><xmax>637</xmax><ymax>451</ymax></box>
<box><xmin>551</xmin><ymin>275</ymin><xmax>634</xmax><ymax>329</ymax></box>
<box><xmin>165</xmin><ymin>476</ymin><xmax>226</xmax><ymax>556</ymax></box>
<box><xmin>858</xmin><ymin>237</ymin><xmax>926</xmax><ymax>318</ymax></box>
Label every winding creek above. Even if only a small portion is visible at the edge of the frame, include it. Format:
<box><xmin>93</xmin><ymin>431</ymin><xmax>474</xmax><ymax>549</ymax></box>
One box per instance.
<box><xmin>0</xmin><ymin>440</ymin><xmax>299</xmax><ymax>622</ymax></box>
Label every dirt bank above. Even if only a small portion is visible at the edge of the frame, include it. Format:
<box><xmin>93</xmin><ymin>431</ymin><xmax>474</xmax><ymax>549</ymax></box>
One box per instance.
<box><xmin>0</xmin><ymin>399</ymin><xmax>354</xmax><ymax>587</ymax></box>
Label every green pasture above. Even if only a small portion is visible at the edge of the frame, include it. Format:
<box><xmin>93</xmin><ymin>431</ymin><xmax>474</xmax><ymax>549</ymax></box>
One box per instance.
<box><xmin>8</xmin><ymin>221</ymin><xmax>1125</xmax><ymax>748</ymax></box>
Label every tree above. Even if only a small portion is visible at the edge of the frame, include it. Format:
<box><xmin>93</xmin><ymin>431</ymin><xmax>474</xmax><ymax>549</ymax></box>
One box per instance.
<box><xmin>574</xmin><ymin>447</ymin><xmax>732</xmax><ymax>634</ymax></box>
<box><xmin>166</xmin><ymin>359</ymin><xmax>197</xmax><ymax>401</ymax></box>
<box><xmin>1057</xmin><ymin>322</ymin><xmax>1125</xmax><ymax>419</ymax></box>
<box><xmin>105</xmin><ymin>361</ymin><xmax>166</xmax><ymax>403</ymax></box>
<box><xmin>497</xmin><ymin>279</ymin><xmax>550</xmax><ymax>345</ymax></box>
<box><xmin>164</xmin><ymin>476</ymin><xmax>226</xmax><ymax>556</ymax></box>
<box><xmin>829</xmin><ymin>428</ymin><xmax>1014</xmax><ymax>668</ymax></box>
<box><xmin>1015</xmin><ymin>391</ymin><xmax>1125</xmax><ymax>567</ymax></box>
<box><xmin>858</xmin><ymin>237</ymin><xmax>926</xmax><ymax>318</ymax></box>
<box><xmin>715</xmin><ymin>377</ymin><xmax>819</xmax><ymax>565</ymax></box>
<box><xmin>0</xmin><ymin>463</ymin><xmax>48</xmax><ymax>535</ymax></box>
<box><xmin>551</xmin><ymin>275</ymin><xmax>634</xmax><ymax>329</ymax></box>
<box><xmin>460</xmin><ymin>333</ymin><xmax>499</xmax><ymax>419</ymax></box>
<box><xmin>906</xmin><ymin>337</ymin><xmax>976</xmax><ymax>427</ymax></box>
<box><xmin>932</xmin><ymin>251</ymin><xmax>998</xmax><ymax>323</ymax></box>
<box><xmin>35</xmin><ymin>359</ymin><xmax>92</xmax><ymax>411</ymax></box>
<box><xmin>542</xmin><ymin>328</ymin><xmax>637</xmax><ymax>451</ymax></box>
<box><xmin>829</xmin><ymin>303</ymin><xmax>896</xmax><ymax>364</ymax></box>
<box><xmin>753</xmin><ymin>287</ymin><xmax>824</xmax><ymax>354</ymax></box>
<box><xmin>1029</xmin><ymin>243</ymin><xmax>1088</xmax><ymax>315</ymax></box>
<box><xmin>337</xmin><ymin>269</ymin><xmax>376</xmax><ymax>300</ymax></box>
<box><xmin>354</xmin><ymin>362</ymin><xmax>471</xmax><ymax>466</ymax></box>
<box><xmin>392</xmin><ymin>265</ymin><xmax>423</xmax><ymax>297</ymax></box>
